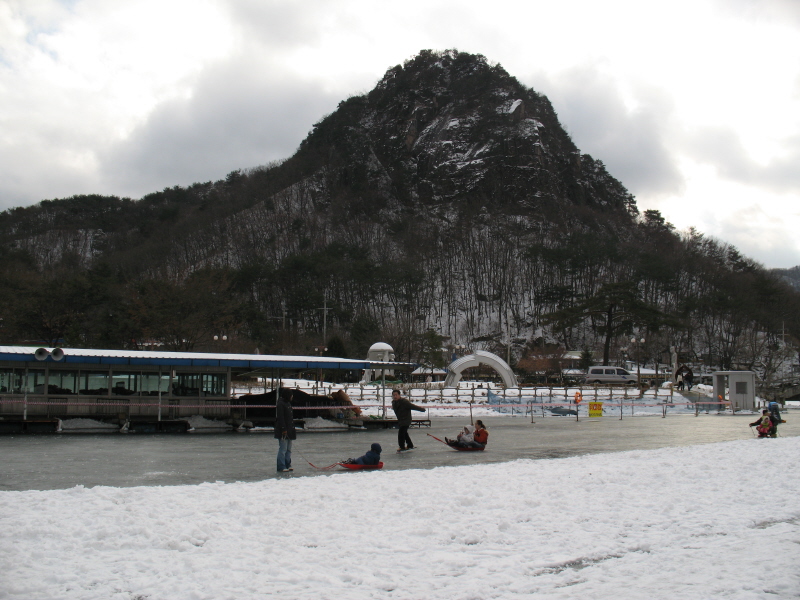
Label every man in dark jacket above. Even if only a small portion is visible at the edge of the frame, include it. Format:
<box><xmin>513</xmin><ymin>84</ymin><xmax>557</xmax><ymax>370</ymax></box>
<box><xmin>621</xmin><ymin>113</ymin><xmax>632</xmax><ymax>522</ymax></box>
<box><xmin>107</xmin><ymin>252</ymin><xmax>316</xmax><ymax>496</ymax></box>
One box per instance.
<box><xmin>391</xmin><ymin>389</ymin><xmax>426</xmax><ymax>451</ymax></box>
<box><xmin>274</xmin><ymin>391</ymin><xmax>297</xmax><ymax>472</ymax></box>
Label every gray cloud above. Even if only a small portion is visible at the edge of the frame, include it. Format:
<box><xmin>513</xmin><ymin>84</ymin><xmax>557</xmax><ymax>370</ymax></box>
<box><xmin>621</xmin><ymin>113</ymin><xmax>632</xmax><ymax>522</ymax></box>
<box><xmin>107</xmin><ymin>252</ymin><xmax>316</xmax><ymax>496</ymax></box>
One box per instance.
<box><xmin>0</xmin><ymin>138</ymin><xmax>104</xmax><ymax>208</ymax></box>
<box><xmin>683</xmin><ymin>126</ymin><xmax>800</xmax><ymax>194</ymax></box>
<box><xmin>227</xmin><ymin>0</ymin><xmax>333</xmax><ymax>48</ymax></box>
<box><xmin>716</xmin><ymin>0</ymin><xmax>800</xmax><ymax>26</ymax></box>
<box><xmin>705</xmin><ymin>205</ymin><xmax>800</xmax><ymax>269</ymax></box>
<box><xmin>102</xmin><ymin>58</ymin><xmax>341</xmax><ymax>197</ymax></box>
<box><xmin>530</xmin><ymin>66</ymin><xmax>685</xmax><ymax>198</ymax></box>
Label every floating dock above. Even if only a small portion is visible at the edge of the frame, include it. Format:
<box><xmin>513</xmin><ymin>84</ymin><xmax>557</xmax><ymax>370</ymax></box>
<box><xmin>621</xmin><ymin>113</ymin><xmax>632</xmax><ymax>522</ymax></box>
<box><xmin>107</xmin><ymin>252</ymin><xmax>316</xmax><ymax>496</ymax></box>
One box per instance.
<box><xmin>0</xmin><ymin>419</ymin><xmax>61</xmax><ymax>434</ymax></box>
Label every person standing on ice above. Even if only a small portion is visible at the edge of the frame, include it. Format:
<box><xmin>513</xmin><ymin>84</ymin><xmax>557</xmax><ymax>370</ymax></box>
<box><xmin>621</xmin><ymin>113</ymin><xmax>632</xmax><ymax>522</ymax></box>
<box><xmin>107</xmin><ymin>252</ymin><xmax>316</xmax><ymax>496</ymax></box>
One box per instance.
<box><xmin>684</xmin><ymin>370</ymin><xmax>694</xmax><ymax>391</ymax></box>
<box><xmin>391</xmin><ymin>389</ymin><xmax>425</xmax><ymax>451</ymax></box>
<box><xmin>274</xmin><ymin>391</ymin><xmax>297</xmax><ymax>472</ymax></box>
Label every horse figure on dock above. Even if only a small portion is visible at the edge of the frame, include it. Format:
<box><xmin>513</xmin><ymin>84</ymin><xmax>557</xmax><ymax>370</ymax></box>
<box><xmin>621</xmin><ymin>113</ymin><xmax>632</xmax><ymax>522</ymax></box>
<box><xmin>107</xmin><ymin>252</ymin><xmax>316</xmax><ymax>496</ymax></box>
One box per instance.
<box><xmin>235</xmin><ymin>388</ymin><xmax>361</xmax><ymax>425</ymax></box>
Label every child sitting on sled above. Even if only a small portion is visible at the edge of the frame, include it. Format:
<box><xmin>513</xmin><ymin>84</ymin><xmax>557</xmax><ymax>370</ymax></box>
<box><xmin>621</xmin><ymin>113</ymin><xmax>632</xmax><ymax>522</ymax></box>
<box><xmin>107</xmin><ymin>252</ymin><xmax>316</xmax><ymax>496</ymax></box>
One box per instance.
<box><xmin>342</xmin><ymin>443</ymin><xmax>382</xmax><ymax>465</ymax></box>
<box><xmin>750</xmin><ymin>410</ymin><xmax>773</xmax><ymax>438</ymax></box>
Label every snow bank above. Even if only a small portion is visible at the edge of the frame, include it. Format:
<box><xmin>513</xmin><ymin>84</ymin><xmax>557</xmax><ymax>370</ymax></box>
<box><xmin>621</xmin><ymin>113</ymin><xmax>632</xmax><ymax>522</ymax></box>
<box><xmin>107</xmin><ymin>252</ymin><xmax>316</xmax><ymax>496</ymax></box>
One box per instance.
<box><xmin>183</xmin><ymin>415</ymin><xmax>232</xmax><ymax>430</ymax></box>
<box><xmin>1</xmin><ymin>437</ymin><xmax>798</xmax><ymax>599</ymax></box>
<box><xmin>58</xmin><ymin>418</ymin><xmax>118</xmax><ymax>430</ymax></box>
<box><xmin>302</xmin><ymin>416</ymin><xmax>348</xmax><ymax>430</ymax></box>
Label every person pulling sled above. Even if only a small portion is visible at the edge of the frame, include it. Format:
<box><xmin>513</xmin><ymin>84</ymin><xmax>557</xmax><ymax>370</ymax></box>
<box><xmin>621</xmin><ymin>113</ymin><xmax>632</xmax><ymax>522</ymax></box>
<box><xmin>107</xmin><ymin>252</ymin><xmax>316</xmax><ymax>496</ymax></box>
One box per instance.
<box><xmin>391</xmin><ymin>389</ymin><xmax>426</xmax><ymax>451</ymax></box>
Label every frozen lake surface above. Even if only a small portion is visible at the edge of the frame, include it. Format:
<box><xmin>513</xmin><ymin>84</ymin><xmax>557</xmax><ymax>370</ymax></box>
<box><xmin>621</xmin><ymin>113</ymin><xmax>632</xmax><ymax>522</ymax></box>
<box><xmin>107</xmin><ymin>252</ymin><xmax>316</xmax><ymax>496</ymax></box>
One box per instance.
<box><xmin>2</xmin><ymin>413</ymin><xmax>795</xmax><ymax>491</ymax></box>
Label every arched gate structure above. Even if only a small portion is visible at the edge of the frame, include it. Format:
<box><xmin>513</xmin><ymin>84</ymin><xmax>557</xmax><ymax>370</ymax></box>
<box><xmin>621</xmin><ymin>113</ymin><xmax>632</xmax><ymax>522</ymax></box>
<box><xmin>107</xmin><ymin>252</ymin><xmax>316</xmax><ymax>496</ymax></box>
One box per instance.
<box><xmin>443</xmin><ymin>350</ymin><xmax>518</xmax><ymax>388</ymax></box>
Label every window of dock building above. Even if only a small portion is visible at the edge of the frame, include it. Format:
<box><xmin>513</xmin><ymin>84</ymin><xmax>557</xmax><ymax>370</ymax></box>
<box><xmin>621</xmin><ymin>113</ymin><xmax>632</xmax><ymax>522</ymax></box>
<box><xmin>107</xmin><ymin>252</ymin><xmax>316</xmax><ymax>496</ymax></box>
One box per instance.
<box><xmin>1</xmin><ymin>368</ymin><xmax>19</xmax><ymax>394</ymax></box>
<box><xmin>111</xmin><ymin>372</ymin><xmax>138</xmax><ymax>395</ymax></box>
<box><xmin>49</xmin><ymin>370</ymin><xmax>79</xmax><ymax>394</ymax></box>
<box><xmin>172</xmin><ymin>372</ymin><xmax>227</xmax><ymax>397</ymax></box>
<box><xmin>140</xmin><ymin>372</ymin><xmax>170</xmax><ymax>396</ymax></box>
<box><xmin>0</xmin><ymin>369</ymin><xmax>49</xmax><ymax>394</ymax></box>
<box><xmin>108</xmin><ymin>372</ymin><xmax>170</xmax><ymax>396</ymax></box>
<box><xmin>28</xmin><ymin>369</ymin><xmax>46</xmax><ymax>393</ymax></box>
<box><xmin>80</xmin><ymin>371</ymin><xmax>110</xmax><ymax>395</ymax></box>
<box><xmin>0</xmin><ymin>368</ymin><xmax>16</xmax><ymax>393</ymax></box>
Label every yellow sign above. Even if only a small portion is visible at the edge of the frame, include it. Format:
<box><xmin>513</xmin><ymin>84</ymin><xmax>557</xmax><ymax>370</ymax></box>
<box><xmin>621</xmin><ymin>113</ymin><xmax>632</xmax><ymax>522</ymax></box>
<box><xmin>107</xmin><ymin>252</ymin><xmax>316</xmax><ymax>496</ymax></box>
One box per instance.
<box><xmin>589</xmin><ymin>402</ymin><xmax>603</xmax><ymax>417</ymax></box>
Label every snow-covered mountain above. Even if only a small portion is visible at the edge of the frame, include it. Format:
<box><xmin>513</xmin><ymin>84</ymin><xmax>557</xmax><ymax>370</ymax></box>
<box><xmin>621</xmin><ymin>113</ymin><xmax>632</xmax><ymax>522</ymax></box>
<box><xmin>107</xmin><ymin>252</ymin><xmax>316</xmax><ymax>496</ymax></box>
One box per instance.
<box><xmin>1</xmin><ymin>50</ymin><xmax>798</xmax><ymax>370</ymax></box>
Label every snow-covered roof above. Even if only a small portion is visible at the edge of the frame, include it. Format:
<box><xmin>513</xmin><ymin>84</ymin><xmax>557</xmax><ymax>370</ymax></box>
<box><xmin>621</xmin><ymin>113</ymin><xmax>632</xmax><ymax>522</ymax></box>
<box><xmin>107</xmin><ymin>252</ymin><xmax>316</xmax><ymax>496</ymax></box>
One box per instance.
<box><xmin>411</xmin><ymin>367</ymin><xmax>448</xmax><ymax>375</ymax></box>
<box><xmin>368</xmin><ymin>342</ymin><xmax>393</xmax><ymax>352</ymax></box>
<box><xmin>0</xmin><ymin>345</ymin><xmax>372</xmax><ymax>371</ymax></box>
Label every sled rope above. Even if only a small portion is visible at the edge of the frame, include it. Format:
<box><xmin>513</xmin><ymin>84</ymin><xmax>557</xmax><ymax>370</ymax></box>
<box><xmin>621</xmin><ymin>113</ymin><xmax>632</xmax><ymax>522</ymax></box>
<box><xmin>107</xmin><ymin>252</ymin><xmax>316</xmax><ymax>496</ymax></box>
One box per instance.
<box><xmin>298</xmin><ymin>451</ymin><xmax>340</xmax><ymax>470</ymax></box>
<box><xmin>427</xmin><ymin>433</ymin><xmax>450</xmax><ymax>446</ymax></box>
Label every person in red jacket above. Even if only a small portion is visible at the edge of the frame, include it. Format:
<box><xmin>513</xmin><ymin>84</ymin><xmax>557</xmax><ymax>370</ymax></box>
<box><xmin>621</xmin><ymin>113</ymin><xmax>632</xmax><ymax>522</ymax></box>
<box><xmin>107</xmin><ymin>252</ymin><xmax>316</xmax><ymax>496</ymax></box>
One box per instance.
<box><xmin>473</xmin><ymin>420</ymin><xmax>489</xmax><ymax>447</ymax></box>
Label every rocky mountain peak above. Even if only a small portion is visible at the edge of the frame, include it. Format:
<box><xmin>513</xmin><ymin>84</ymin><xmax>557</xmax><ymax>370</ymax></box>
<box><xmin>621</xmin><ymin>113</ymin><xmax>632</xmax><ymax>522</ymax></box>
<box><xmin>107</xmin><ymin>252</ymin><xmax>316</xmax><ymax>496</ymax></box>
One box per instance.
<box><xmin>299</xmin><ymin>50</ymin><xmax>636</xmax><ymax>217</ymax></box>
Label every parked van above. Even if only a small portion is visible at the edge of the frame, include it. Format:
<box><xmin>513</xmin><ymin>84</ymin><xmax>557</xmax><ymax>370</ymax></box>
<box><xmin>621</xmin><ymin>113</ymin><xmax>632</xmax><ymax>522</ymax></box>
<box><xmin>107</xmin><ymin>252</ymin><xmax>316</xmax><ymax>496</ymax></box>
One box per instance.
<box><xmin>583</xmin><ymin>366</ymin><xmax>637</xmax><ymax>385</ymax></box>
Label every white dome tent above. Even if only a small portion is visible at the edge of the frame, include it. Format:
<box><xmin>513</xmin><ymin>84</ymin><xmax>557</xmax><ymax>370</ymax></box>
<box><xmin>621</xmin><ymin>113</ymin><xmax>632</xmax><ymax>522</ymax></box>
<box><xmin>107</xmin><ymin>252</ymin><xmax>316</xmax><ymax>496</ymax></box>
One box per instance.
<box><xmin>360</xmin><ymin>342</ymin><xmax>395</xmax><ymax>384</ymax></box>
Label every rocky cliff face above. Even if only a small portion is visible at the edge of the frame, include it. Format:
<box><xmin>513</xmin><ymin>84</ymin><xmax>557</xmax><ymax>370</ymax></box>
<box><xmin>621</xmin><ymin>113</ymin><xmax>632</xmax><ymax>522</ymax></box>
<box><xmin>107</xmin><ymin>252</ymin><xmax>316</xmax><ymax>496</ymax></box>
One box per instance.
<box><xmin>296</xmin><ymin>49</ymin><xmax>636</xmax><ymax>217</ymax></box>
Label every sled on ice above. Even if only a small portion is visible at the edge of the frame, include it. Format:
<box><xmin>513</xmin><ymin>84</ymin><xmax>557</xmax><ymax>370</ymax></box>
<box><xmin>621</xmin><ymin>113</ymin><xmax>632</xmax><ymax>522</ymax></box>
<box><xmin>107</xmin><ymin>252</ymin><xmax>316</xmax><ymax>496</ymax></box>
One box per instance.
<box><xmin>427</xmin><ymin>433</ymin><xmax>485</xmax><ymax>451</ymax></box>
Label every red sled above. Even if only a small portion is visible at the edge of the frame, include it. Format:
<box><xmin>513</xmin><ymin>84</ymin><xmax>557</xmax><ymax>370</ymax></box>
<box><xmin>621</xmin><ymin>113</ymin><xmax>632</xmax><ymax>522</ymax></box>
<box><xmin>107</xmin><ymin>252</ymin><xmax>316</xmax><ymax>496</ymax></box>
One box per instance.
<box><xmin>449</xmin><ymin>444</ymin><xmax>484</xmax><ymax>452</ymax></box>
<box><xmin>427</xmin><ymin>433</ymin><xmax>485</xmax><ymax>451</ymax></box>
<box><xmin>337</xmin><ymin>461</ymin><xmax>384</xmax><ymax>470</ymax></box>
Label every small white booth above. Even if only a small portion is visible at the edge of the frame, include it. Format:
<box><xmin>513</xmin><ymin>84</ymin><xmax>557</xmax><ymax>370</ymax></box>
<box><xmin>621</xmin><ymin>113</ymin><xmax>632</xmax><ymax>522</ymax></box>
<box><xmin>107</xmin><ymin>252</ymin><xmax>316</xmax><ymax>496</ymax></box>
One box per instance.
<box><xmin>712</xmin><ymin>371</ymin><xmax>756</xmax><ymax>412</ymax></box>
<box><xmin>360</xmin><ymin>342</ymin><xmax>396</xmax><ymax>384</ymax></box>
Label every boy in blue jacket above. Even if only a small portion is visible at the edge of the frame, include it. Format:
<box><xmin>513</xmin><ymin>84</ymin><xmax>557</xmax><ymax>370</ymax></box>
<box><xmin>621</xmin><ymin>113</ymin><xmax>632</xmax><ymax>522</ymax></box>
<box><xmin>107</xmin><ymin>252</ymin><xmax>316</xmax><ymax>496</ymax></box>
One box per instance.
<box><xmin>343</xmin><ymin>443</ymin><xmax>382</xmax><ymax>465</ymax></box>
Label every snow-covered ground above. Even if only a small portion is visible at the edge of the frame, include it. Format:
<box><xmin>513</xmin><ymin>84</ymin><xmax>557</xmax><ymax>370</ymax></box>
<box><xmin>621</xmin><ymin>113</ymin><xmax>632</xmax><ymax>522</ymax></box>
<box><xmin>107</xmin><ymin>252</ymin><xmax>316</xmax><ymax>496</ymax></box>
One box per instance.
<box><xmin>1</xmin><ymin>436</ymin><xmax>797</xmax><ymax>599</ymax></box>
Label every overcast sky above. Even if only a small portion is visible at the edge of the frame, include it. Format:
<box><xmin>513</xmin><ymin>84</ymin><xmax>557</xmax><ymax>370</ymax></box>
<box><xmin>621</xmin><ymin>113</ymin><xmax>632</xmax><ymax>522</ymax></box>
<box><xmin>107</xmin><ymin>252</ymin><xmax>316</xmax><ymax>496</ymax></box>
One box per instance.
<box><xmin>2</xmin><ymin>0</ymin><xmax>799</xmax><ymax>268</ymax></box>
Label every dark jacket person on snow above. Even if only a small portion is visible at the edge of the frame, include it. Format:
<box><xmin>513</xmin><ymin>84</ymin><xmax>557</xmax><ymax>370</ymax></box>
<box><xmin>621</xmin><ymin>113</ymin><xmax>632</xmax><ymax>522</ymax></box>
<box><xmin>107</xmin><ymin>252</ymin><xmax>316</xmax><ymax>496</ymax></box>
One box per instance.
<box><xmin>274</xmin><ymin>391</ymin><xmax>297</xmax><ymax>472</ymax></box>
<box><xmin>391</xmin><ymin>389</ymin><xmax>426</xmax><ymax>451</ymax></box>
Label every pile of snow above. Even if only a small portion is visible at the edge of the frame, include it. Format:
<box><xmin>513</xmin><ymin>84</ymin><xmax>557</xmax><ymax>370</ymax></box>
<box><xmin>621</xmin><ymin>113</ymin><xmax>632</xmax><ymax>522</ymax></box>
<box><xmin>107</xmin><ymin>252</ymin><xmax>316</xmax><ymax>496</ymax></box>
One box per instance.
<box><xmin>302</xmin><ymin>416</ymin><xmax>348</xmax><ymax>430</ymax></box>
<box><xmin>183</xmin><ymin>415</ymin><xmax>231</xmax><ymax>430</ymax></box>
<box><xmin>59</xmin><ymin>418</ymin><xmax>118</xmax><ymax>430</ymax></box>
<box><xmin>692</xmin><ymin>383</ymin><xmax>714</xmax><ymax>396</ymax></box>
<box><xmin>1</xmin><ymin>437</ymin><xmax>798</xmax><ymax>599</ymax></box>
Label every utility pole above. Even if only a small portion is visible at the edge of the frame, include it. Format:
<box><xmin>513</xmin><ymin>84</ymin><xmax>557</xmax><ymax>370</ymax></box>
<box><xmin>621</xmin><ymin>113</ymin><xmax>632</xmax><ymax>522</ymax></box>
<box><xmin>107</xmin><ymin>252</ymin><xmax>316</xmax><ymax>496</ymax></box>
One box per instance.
<box><xmin>505</xmin><ymin>307</ymin><xmax>511</xmax><ymax>366</ymax></box>
<box><xmin>317</xmin><ymin>292</ymin><xmax>332</xmax><ymax>347</ymax></box>
<box><xmin>632</xmin><ymin>336</ymin><xmax>645</xmax><ymax>394</ymax></box>
<box><xmin>265</xmin><ymin>302</ymin><xmax>287</xmax><ymax>353</ymax></box>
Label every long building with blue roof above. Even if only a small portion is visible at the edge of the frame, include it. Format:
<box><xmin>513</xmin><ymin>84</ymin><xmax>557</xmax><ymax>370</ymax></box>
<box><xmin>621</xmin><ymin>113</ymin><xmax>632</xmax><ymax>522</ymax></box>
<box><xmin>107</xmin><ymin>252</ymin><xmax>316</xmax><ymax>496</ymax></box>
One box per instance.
<box><xmin>0</xmin><ymin>346</ymin><xmax>405</xmax><ymax>424</ymax></box>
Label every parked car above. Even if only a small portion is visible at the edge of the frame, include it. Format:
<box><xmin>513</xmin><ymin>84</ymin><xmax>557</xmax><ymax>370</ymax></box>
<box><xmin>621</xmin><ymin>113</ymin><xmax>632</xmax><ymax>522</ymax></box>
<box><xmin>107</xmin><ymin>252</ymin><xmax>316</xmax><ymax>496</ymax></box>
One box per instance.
<box><xmin>583</xmin><ymin>366</ymin><xmax>637</xmax><ymax>385</ymax></box>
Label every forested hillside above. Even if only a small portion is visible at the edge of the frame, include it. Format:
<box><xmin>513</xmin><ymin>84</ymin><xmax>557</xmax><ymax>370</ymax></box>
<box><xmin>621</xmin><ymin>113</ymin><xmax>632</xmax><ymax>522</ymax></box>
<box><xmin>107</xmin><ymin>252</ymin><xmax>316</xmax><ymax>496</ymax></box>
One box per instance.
<box><xmin>1</xmin><ymin>50</ymin><xmax>798</xmax><ymax>381</ymax></box>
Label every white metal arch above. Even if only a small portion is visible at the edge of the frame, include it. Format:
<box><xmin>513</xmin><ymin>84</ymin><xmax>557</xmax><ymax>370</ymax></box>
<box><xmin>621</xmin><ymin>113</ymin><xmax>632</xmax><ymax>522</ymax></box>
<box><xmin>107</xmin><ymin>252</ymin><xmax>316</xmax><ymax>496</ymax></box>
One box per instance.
<box><xmin>443</xmin><ymin>350</ymin><xmax>518</xmax><ymax>388</ymax></box>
